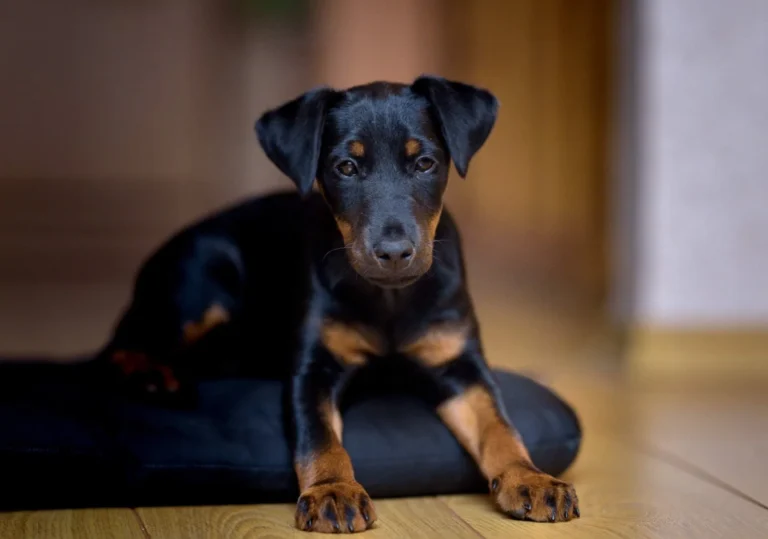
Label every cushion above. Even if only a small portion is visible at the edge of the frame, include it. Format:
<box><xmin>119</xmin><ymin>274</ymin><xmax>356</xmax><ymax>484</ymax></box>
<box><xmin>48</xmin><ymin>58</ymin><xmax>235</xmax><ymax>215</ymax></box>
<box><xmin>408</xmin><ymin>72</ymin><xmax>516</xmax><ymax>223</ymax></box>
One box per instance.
<box><xmin>0</xmin><ymin>358</ymin><xmax>581</xmax><ymax>511</ymax></box>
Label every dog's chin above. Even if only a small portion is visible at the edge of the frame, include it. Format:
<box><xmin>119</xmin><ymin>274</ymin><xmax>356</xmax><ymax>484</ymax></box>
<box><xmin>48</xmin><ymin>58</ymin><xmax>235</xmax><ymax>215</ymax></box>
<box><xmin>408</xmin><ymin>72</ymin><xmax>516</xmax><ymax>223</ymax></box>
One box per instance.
<box><xmin>349</xmin><ymin>259</ymin><xmax>432</xmax><ymax>289</ymax></box>
<box><xmin>364</xmin><ymin>273</ymin><xmax>423</xmax><ymax>289</ymax></box>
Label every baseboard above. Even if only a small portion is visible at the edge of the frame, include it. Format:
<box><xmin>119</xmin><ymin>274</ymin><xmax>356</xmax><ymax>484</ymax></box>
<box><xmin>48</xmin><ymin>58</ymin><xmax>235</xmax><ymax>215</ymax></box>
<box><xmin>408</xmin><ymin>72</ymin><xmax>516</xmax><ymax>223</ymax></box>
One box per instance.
<box><xmin>626</xmin><ymin>327</ymin><xmax>768</xmax><ymax>385</ymax></box>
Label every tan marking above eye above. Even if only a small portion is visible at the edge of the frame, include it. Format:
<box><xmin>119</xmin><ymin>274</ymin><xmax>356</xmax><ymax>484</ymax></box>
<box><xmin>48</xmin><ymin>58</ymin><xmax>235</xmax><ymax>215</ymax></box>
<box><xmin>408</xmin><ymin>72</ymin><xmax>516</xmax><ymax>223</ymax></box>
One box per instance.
<box><xmin>400</xmin><ymin>321</ymin><xmax>469</xmax><ymax>366</ymax></box>
<box><xmin>349</xmin><ymin>140</ymin><xmax>365</xmax><ymax>157</ymax></box>
<box><xmin>320</xmin><ymin>319</ymin><xmax>382</xmax><ymax>366</ymax></box>
<box><xmin>405</xmin><ymin>138</ymin><xmax>421</xmax><ymax>157</ymax></box>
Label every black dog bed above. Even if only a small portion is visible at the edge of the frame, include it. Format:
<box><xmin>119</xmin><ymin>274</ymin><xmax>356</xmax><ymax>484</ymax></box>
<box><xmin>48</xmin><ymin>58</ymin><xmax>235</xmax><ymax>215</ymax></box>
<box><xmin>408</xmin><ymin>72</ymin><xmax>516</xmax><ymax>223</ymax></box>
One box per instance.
<box><xmin>0</xmin><ymin>358</ymin><xmax>581</xmax><ymax>511</ymax></box>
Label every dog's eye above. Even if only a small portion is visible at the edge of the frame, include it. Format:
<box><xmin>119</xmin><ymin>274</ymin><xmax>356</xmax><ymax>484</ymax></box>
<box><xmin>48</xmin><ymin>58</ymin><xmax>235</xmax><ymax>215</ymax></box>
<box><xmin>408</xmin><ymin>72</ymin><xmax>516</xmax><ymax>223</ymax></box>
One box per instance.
<box><xmin>415</xmin><ymin>157</ymin><xmax>436</xmax><ymax>173</ymax></box>
<box><xmin>336</xmin><ymin>160</ymin><xmax>358</xmax><ymax>177</ymax></box>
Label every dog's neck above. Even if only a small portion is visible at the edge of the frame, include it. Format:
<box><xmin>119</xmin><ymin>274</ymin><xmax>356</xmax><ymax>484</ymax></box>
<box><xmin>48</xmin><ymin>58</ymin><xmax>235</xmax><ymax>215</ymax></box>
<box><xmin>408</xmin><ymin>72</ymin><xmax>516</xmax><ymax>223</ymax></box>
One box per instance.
<box><xmin>319</xmin><ymin>254</ymin><xmax>422</xmax><ymax>312</ymax></box>
<box><xmin>316</xmin><ymin>244</ymin><xmax>457</xmax><ymax>334</ymax></box>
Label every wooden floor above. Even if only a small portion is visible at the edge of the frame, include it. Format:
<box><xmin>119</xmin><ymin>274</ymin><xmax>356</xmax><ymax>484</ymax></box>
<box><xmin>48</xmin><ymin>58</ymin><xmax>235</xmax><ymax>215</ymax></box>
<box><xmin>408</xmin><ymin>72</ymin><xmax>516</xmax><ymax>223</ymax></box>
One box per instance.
<box><xmin>2</xmin><ymin>283</ymin><xmax>767</xmax><ymax>538</ymax></box>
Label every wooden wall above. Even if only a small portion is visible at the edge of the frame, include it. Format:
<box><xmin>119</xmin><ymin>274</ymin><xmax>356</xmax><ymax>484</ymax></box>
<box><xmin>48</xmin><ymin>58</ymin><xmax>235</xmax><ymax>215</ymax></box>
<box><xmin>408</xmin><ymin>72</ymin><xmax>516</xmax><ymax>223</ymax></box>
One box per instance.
<box><xmin>442</xmin><ymin>0</ymin><xmax>615</xmax><ymax>306</ymax></box>
<box><xmin>0</xmin><ymin>1</ymin><xmax>313</xmax><ymax>355</ymax></box>
<box><xmin>0</xmin><ymin>0</ymin><xmax>614</xmax><ymax>355</ymax></box>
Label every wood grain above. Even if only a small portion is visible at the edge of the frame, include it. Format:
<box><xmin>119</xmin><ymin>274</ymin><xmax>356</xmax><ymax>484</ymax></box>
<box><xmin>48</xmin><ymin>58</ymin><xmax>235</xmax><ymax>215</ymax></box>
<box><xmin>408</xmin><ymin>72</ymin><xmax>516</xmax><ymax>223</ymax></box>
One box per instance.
<box><xmin>133</xmin><ymin>371</ymin><xmax>768</xmax><ymax>538</ymax></box>
<box><xmin>137</xmin><ymin>497</ymin><xmax>480</xmax><ymax>539</ymax></box>
<box><xmin>5</xmin><ymin>371</ymin><xmax>768</xmax><ymax>539</ymax></box>
<box><xmin>137</xmin><ymin>504</ymin><xmax>297</xmax><ymax>539</ymax></box>
<box><xmin>441</xmin><ymin>366</ymin><xmax>768</xmax><ymax>538</ymax></box>
<box><xmin>436</xmin><ymin>365</ymin><xmax>768</xmax><ymax>539</ymax></box>
<box><xmin>635</xmin><ymin>387</ymin><xmax>768</xmax><ymax>508</ymax></box>
<box><xmin>442</xmin><ymin>434</ymin><xmax>768</xmax><ymax>538</ymax></box>
<box><xmin>0</xmin><ymin>509</ymin><xmax>146</xmax><ymax>539</ymax></box>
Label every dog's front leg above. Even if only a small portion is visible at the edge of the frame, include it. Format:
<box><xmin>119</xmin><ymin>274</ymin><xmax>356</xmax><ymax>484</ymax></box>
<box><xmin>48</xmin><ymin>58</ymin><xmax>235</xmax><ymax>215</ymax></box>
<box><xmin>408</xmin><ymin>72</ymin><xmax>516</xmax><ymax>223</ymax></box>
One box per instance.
<box><xmin>432</xmin><ymin>355</ymin><xmax>580</xmax><ymax>523</ymax></box>
<box><xmin>291</xmin><ymin>347</ymin><xmax>376</xmax><ymax>533</ymax></box>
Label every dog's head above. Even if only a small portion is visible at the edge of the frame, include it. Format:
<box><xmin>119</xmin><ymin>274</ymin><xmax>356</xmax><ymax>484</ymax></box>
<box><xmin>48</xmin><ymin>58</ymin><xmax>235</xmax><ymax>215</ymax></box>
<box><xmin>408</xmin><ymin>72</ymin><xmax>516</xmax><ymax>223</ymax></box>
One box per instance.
<box><xmin>255</xmin><ymin>75</ymin><xmax>498</xmax><ymax>289</ymax></box>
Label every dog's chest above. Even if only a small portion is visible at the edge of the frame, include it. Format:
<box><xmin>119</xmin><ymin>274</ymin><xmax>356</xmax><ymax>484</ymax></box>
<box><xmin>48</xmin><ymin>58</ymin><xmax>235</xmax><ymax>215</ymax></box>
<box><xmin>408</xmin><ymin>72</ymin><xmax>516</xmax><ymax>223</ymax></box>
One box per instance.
<box><xmin>320</xmin><ymin>317</ymin><xmax>469</xmax><ymax>369</ymax></box>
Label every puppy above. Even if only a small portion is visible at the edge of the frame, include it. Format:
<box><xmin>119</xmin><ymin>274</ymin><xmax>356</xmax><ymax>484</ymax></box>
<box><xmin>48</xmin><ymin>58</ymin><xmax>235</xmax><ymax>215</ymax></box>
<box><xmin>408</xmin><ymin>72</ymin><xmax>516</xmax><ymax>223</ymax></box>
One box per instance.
<box><xmin>102</xmin><ymin>75</ymin><xmax>580</xmax><ymax>533</ymax></box>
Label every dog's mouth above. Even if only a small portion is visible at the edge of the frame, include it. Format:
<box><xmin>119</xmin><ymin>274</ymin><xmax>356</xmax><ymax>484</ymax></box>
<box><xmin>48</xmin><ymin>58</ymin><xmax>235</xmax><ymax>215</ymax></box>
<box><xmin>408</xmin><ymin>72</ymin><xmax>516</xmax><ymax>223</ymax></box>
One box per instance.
<box><xmin>365</xmin><ymin>274</ymin><xmax>423</xmax><ymax>289</ymax></box>
<box><xmin>349</xmin><ymin>251</ymin><xmax>432</xmax><ymax>289</ymax></box>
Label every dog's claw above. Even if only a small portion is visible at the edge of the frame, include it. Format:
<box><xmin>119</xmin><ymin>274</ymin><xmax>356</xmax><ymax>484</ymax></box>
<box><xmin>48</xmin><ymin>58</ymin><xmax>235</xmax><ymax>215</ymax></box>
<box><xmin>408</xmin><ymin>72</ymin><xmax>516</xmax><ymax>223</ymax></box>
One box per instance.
<box><xmin>295</xmin><ymin>481</ymin><xmax>376</xmax><ymax>533</ymax></box>
<box><xmin>492</xmin><ymin>465</ymin><xmax>580</xmax><ymax>523</ymax></box>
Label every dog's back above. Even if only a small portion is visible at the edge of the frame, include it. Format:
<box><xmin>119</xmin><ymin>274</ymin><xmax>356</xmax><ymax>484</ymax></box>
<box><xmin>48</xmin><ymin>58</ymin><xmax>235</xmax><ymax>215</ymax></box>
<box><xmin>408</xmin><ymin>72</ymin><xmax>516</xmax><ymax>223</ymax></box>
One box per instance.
<box><xmin>101</xmin><ymin>190</ymin><xmax>324</xmax><ymax>384</ymax></box>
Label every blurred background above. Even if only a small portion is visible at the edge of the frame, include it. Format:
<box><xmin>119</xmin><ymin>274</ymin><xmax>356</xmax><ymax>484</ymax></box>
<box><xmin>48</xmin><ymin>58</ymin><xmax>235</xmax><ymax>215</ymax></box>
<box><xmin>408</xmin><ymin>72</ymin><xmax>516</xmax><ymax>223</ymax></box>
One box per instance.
<box><xmin>1</xmin><ymin>0</ymin><xmax>766</xmax><ymax>385</ymax></box>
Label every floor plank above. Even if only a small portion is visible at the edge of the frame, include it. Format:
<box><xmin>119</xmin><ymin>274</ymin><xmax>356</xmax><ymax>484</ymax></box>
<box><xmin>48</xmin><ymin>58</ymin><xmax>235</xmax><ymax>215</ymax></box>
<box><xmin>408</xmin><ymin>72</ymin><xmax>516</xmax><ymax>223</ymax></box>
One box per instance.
<box><xmin>634</xmin><ymin>388</ymin><xmax>768</xmax><ymax>508</ymax></box>
<box><xmin>367</xmin><ymin>497</ymin><xmax>482</xmax><ymax>538</ymax></box>
<box><xmin>137</xmin><ymin>497</ymin><xmax>480</xmax><ymax>539</ymax></box>
<box><xmin>0</xmin><ymin>509</ymin><xmax>146</xmax><ymax>539</ymax></box>
<box><xmin>544</xmin><ymin>370</ymin><xmax>768</xmax><ymax>510</ymax></box>
<box><xmin>439</xmin><ymin>370</ymin><xmax>768</xmax><ymax>539</ymax></box>
<box><xmin>442</xmin><ymin>433</ymin><xmax>768</xmax><ymax>538</ymax></box>
<box><xmin>137</xmin><ymin>504</ymin><xmax>297</xmax><ymax>539</ymax></box>
<box><xmin>135</xmin><ymin>372</ymin><xmax>768</xmax><ymax>539</ymax></box>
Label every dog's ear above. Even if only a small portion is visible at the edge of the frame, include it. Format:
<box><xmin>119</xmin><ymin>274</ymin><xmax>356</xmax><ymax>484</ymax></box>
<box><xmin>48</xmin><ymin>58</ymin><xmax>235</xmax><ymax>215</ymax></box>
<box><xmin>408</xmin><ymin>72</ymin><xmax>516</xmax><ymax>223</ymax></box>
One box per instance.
<box><xmin>255</xmin><ymin>87</ymin><xmax>337</xmax><ymax>195</ymax></box>
<box><xmin>412</xmin><ymin>75</ymin><xmax>499</xmax><ymax>178</ymax></box>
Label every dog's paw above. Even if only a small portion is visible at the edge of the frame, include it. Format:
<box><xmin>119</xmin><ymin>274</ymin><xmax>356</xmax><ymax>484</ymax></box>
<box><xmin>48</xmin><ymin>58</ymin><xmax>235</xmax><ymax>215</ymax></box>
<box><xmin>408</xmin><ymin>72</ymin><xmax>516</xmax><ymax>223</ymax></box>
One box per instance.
<box><xmin>110</xmin><ymin>350</ymin><xmax>180</xmax><ymax>393</ymax></box>
<box><xmin>295</xmin><ymin>480</ymin><xmax>376</xmax><ymax>533</ymax></box>
<box><xmin>491</xmin><ymin>463</ymin><xmax>580</xmax><ymax>522</ymax></box>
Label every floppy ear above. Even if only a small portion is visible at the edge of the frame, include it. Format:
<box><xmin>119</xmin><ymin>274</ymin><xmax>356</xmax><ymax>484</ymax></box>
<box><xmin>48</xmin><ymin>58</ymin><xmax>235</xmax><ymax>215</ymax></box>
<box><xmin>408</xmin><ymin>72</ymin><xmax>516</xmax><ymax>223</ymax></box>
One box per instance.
<box><xmin>255</xmin><ymin>87</ymin><xmax>337</xmax><ymax>195</ymax></box>
<box><xmin>411</xmin><ymin>75</ymin><xmax>499</xmax><ymax>178</ymax></box>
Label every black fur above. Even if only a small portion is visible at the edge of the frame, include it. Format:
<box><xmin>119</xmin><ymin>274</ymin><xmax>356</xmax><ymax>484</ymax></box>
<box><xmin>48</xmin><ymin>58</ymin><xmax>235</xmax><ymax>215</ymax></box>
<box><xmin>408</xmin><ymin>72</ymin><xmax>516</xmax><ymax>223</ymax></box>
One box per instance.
<box><xmin>100</xmin><ymin>74</ymin><xmax>515</xmax><ymax>522</ymax></box>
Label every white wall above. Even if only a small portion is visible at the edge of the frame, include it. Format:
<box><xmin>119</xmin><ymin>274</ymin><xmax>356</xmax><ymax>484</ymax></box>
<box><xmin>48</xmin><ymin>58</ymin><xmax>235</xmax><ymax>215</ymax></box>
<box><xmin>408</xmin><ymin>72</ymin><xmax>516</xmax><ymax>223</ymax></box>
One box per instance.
<box><xmin>617</xmin><ymin>0</ymin><xmax>768</xmax><ymax>327</ymax></box>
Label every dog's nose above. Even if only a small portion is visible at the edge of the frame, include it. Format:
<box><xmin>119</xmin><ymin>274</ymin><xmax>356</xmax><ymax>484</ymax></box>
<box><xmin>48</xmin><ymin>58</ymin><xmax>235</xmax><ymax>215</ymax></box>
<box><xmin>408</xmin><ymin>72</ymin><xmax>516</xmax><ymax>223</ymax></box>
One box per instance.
<box><xmin>373</xmin><ymin>239</ymin><xmax>414</xmax><ymax>268</ymax></box>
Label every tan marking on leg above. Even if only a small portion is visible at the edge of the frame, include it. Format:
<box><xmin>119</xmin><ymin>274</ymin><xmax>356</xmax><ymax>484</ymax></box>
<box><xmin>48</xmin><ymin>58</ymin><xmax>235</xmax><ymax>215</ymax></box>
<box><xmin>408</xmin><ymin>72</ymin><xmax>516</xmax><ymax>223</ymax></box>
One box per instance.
<box><xmin>401</xmin><ymin>321</ymin><xmax>470</xmax><ymax>366</ymax></box>
<box><xmin>437</xmin><ymin>385</ymin><xmax>531</xmax><ymax>479</ymax></box>
<box><xmin>320</xmin><ymin>399</ymin><xmax>344</xmax><ymax>444</ymax></box>
<box><xmin>182</xmin><ymin>304</ymin><xmax>230</xmax><ymax>345</ymax></box>
<box><xmin>295</xmin><ymin>398</ymin><xmax>353</xmax><ymax>490</ymax></box>
<box><xmin>320</xmin><ymin>319</ymin><xmax>381</xmax><ymax>367</ymax></box>
<box><xmin>111</xmin><ymin>350</ymin><xmax>180</xmax><ymax>392</ymax></box>
<box><xmin>295</xmin><ymin>441</ymin><xmax>356</xmax><ymax>493</ymax></box>
<box><xmin>438</xmin><ymin>385</ymin><xmax>581</xmax><ymax>522</ymax></box>
<box><xmin>294</xmin><ymin>397</ymin><xmax>376</xmax><ymax>532</ymax></box>
<box><xmin>111</xmin><ymin>350</ymin><xmax>151</xmax><ymax>375</ymax></box>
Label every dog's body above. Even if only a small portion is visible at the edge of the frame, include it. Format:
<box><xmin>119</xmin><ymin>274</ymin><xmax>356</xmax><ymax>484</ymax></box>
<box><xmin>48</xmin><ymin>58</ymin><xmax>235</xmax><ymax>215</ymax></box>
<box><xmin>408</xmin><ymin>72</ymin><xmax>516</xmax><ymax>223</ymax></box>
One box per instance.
<box><xmin>101</xmin><ymin>76</ymin><xmax>579</xmax><ymax>533</ymax></box>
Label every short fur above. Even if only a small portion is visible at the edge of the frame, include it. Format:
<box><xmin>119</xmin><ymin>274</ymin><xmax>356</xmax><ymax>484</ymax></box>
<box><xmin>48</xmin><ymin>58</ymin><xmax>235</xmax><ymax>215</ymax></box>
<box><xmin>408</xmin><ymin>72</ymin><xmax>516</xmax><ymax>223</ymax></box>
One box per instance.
<box><xmin>99</xmin><ymin>75</ymin><xmax>579</xmax><ymax>533</ymax></box>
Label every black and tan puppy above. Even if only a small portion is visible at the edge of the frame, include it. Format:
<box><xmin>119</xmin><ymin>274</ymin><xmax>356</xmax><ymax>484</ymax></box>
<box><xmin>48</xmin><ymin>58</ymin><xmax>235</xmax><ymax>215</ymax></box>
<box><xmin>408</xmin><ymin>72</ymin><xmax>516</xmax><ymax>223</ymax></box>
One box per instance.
<box><xmin>101</xmin><ymin>75</ymin><xmax>580</xmax><ymax>532</ymax></box>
